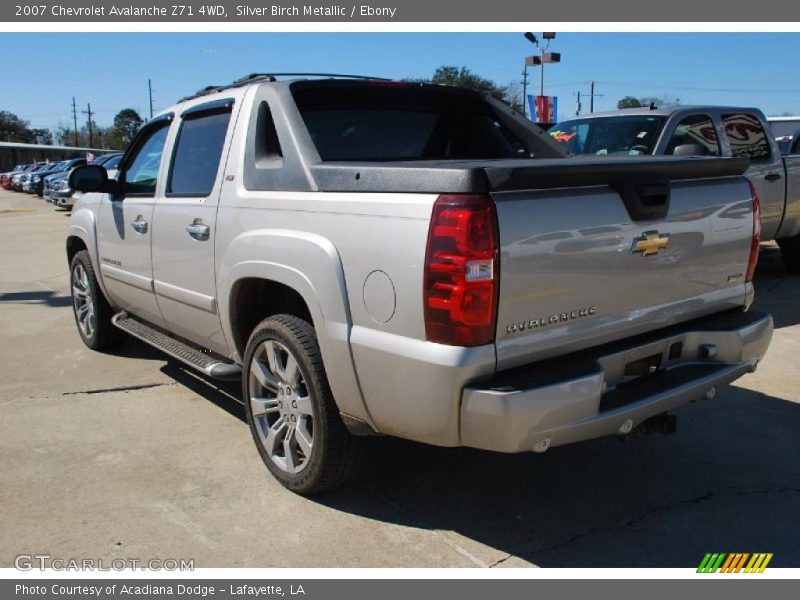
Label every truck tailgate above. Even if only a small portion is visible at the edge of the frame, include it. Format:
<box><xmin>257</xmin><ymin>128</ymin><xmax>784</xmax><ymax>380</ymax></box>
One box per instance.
<box><xmin>491</xmin><ymin>158</ymin><xmax>755</xmax><ymax>370</ymax></box>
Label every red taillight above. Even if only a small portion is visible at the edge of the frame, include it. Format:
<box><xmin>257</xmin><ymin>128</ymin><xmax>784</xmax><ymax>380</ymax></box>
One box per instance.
<box><xmin>746</xmin><ymin>180</ymin><xmax>761</xmax><ymax>283</ymax></box>
<box><xmin>424</xmin><ymin>194</ymin><xmax>499</xmax><ymax>346</ymax></box>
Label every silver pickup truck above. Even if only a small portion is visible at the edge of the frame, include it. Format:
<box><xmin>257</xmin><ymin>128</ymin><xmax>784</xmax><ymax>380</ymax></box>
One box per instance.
<box><xmin>548</xmin><ymin>106</ymin><xmax>800</xmax><ymax>272</ymax></box>
<box><xmin>66</xmin><ymin>75</ymin><xmax>773</xmax><ymax>494</ymax></box>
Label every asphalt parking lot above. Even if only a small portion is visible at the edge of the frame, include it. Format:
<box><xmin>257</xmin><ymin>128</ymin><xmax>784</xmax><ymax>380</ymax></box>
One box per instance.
<box><xmin>1</xmin><ymin>187</ymin><xmax>799</xmax><ymax>569</ymax></box>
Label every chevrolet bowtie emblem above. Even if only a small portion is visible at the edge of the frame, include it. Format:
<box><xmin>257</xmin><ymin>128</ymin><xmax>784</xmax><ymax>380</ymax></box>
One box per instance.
<box><xmin>631</xmin><ymin>231</ymin><xmax>670</xmax><ymax>256</ymax></box>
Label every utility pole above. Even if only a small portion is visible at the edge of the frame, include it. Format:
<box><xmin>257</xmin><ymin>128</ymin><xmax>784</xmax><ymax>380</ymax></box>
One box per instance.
<box><xmin>575</xmin><ymin>91</ymin><xmax>582</xmax><ymax>116</ymax></box>
<box><xmin>521</xmin><ymin>68</ymin><xmax>529</xmax><ymax>119</ymax></box>
<box><xmin>148</xmin><ymin>79</ymin><xmax>154</xmax><ymax>119</ymax></box>
<box><xmin>584</xmin><ymin>81</ymin><xmax>604</xmax><ymax>113</ymax></box>
<box><xmin>82</xmin><ymin>103</ymin><xmax>94</xmax><ymax>148</ymax></box>
<box><xmin>71</xmin><ymin>97</ymin><xmax>79</xmax><ymax>147</ymax></box>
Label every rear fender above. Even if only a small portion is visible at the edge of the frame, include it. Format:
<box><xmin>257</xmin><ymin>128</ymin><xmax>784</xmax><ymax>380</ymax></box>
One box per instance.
<box><xmin>218</xmin><ymin>229</ymin><xmax>373</xmax><ymax>428</ymax></box>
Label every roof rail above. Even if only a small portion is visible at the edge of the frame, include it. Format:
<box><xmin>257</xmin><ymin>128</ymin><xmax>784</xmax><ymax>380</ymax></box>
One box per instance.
<box><xmin>178</xmin><ymin>72</ymin><xmax>392</xmax><ymax>103</ymax></box>
<box><xmin>233</xmin><ymin>72</ymin><xmax>391</xmax><ymax>83</ymax></box>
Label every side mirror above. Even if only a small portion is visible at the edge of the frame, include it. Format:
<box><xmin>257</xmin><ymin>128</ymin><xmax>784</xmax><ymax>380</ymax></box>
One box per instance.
<box><xmin>69</xmin><ymin>164</ymin><xmax>115</xmax><ymax>194</ymax></box>
<box><xmin>672</xmin><ymin>143</ymin><xmax>707</xmax><ymax>156</ymax></box>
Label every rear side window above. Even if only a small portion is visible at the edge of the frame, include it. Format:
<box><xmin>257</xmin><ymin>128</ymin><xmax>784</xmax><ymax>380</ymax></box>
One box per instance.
<box><xmin>293</xmin><ymin>83</ymin><xmax>528</xmax><ymax>161</ymax></box>
<box><xmin>722</xmin><ymin>113</ymin><xmax>771</xmax><ymax>160</ymax></box>
<box><xmin>665</xmin><ymin>114</ymin><xmax>720</xmax><ymax>156</ymax></box>
<box><xmin>168</xmin><ymin>110</ymin><xmax>231</xmax><ymax>196</ymax></box>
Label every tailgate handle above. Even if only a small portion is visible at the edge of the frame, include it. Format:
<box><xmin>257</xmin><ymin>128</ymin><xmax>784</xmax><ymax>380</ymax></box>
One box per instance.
<box><xmin>612</xmin><ymin>178</ymin><xmax>671</xmax><ymax>222</ymax></box>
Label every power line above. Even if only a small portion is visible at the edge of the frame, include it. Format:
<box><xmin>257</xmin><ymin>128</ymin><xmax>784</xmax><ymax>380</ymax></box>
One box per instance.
<box><xmin>597</xmin><ymin>80</ymin><xmax>800</xmax><ymax>94</ymax></box>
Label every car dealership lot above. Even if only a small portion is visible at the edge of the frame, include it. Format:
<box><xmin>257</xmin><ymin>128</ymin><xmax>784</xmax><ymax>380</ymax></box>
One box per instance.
<box><xmin>1</xmin><ymin>187</ymin><xmax>799</xmax><ymax>568</ymax></box>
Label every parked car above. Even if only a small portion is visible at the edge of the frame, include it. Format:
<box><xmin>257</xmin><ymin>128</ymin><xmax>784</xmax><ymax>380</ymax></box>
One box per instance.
<box><xmin>50</xmin><ymin>175</ymin><xmax>73</xmax><ymax>207</ymax></box>
<box><xmin>43</xmin><ymin>158</ymin><xmax>87</xmax><ymax>202</ymax></box>
<box><xmin>1</xmin><ymin>164</ymin><xmax>26</xmax><ymax>190</ymax></box>
<box><xmin>67</xmin><ymin>75</ymin><xmax>772</xmax><ymax>494</ymax></box>
<box><xmin>8</xmin><ymin>163</ymin><xmax>37</xmax><ymax>191</ymax></box>
<box><xmin>548</xmin><ymin>106</ymin><xmax>800</xmax><ymax>272</ymax></box>
<box><xmin>776</xmin><ymin>130</ymin><xmax>800</xmax><ymax>155</ymax></box>
<box><xmin>28</xmin><ymin>162</ymin><xmax>67</xmax><ymax>195</ymax></box>
<box><xmin>768</xmin><ymin>115</ymin><xmax>800</xmax><ymax>139</ymax></box>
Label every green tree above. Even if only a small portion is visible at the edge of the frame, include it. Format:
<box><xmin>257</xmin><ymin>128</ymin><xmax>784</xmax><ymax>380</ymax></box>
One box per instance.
<box><xmin>429</xmin><ymin>66</ymin><xmax>501</xmax><ymax>96</ymax></box>
<box><xmin>28</xmin><ymin>128</ymin><xmax>53</xmax><ymax>145</ymax></box>
<box><xmin>638</xmin><ymin>95</ymin><xmax>681</xmax><ymax>108</ymax></box>
<box><xmin>0</xmin><ymin>111</ymin><xmax>34</xmax><ymax>142</ymax></box>
<box><xmin>618</xmin><ymin>95</ymin><xmax>681</xmax><ymax>109</ymax></box>
<box><xmin>410</xmin><ymin>66</ymin><xmax>524</xmax><ymax>113</ymax></box>
<box><xmin>112</xmin><ymin>108</ymin><xmax>143</xmax><ymax>145</ymax></box>
<box><xmin>617</xmin><ymin>96</ymin><xmax>642</xmax><ymax>109</ymax></box>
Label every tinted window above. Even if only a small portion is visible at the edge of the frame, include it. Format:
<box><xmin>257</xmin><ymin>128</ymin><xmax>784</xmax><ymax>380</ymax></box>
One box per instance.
<box><xmin>124</xmin><ymin>125</ymin><xmax>169</xmax><ymax>195</ymax></box>
<box><xmin>722</xmin><ymin>113</ymin><xmax>770</xmax><ymax>160</ymax></box>
<box><xmin>548</xmin><ymin>115</ymin><xmax>665</xmax><ymax>155</ymax></box>
<box><xmin>293</xmin><ymin>84</ymin><xmax>528</xmax><ymax>161</ymax></box>
<box><xmin>168</xmin><ymin>111</ymin><xmax>231</xmax><ymax>195</ymax></box>
<box><xmin>665</xmin><ymin>114</ymin><xmax>720</xmax><ymax>156</ymax></box>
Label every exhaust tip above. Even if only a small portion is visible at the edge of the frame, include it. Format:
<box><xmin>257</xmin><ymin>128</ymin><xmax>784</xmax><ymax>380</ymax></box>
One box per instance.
<box><xmin>533</xmin><ymin>437</ymin><xmax>551</xmax><ymax>453</ymax></box>
<box><xmin>619</xmin><ymin>419</ymin><xmax>634</xmax><ymax>435</ymax></box>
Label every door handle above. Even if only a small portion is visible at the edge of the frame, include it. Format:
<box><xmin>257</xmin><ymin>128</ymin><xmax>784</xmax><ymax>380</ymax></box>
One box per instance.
<box><xmin>186</xmin><ymin>221</ymin><xmax>210</xmax><ymax>241</ymax></box>
<box><xmin>131</xmin><ymin>216</ymin><xmax>148</xmax><ymax>234</ymax></box>
<box><xmin>765</xmin><ymin>173</ymin><xmax>782</xmax><ymax>182</ymax></box>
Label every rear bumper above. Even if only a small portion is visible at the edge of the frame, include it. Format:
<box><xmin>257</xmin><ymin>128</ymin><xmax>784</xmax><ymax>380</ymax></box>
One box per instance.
<box><xmin>461</xmin><ymin>310</ymin><xmax>773</xmax><ymax>453</ymax></box>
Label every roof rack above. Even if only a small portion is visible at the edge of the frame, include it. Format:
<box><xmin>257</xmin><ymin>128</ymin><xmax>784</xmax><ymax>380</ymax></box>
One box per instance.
<box><xmin>178</xmin><ymin>72</ymin><xmax>391</xmax><ymax>104</ymax></box>
<box><xmin>233</xmin><ymin>72</ymin><xmax>391</xmax><ymax>84</ymax></box>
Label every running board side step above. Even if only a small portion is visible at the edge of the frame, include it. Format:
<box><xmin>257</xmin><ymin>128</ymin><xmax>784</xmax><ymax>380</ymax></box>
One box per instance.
<box><xmin>112</xmin><ymin>313</ymin><xmax>241</xmax><ymax>381</ymax></box>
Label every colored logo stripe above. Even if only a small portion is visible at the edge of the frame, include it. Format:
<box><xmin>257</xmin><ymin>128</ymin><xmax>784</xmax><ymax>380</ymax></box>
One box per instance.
<box><xmin>745</xmin><ymin>553</ymin><xmax>773</xmax><ymax>573</ymax></box>
<box><xmin>697</xmin><ymin>553</ymin><xmax>726</xmax><ymax>573</ymax></box>
<box><xmin>698</xmin><ymin>552</ymin><xmax>773</xmax><ymax>573</ymax></box>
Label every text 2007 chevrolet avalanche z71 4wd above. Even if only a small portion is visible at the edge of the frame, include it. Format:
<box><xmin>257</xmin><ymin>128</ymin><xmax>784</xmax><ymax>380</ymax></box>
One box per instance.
<box><xmin>66</xmin><ymin>74</ymin><xmax>773</xmax><ymax>494</ymax></box>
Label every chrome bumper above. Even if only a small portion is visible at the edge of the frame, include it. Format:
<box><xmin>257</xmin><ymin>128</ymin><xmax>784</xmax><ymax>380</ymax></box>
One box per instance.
<box><xmin>461</xmin><ymin>310</ymin><xmax>773</xmax><ymax>453</ymax></box>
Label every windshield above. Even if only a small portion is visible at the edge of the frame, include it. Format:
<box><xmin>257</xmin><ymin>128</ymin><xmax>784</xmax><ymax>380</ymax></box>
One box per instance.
<box><xmin>104</xmin><ymin>155</ymin><xmax>122</xmax><ymax>169</ymax></box>
<box><xmin>548</xmin><ymin>115</ymin><xmax>666</xmax><ymax>156</ymax></box>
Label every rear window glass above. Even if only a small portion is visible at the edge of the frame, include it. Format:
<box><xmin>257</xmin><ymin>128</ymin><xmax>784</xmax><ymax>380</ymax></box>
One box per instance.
<box><xmin>548</xmin><ymin>116</ymin><xmax>665</xmax><ymax>156</ymax></box>
<box><xmin>722</xmin><ymin>113</ymin><xmax>771</xmax><ymax>160</ymax></box>
<box><xmin>292</xmin><ymin>83</ymin><xmax>528</xmax><ymax>161</ymax></box>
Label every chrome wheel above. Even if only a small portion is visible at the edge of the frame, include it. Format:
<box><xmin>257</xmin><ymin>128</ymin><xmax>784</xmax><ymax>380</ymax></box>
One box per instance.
<box><xmin>72</xmin><ymin>263</ymin><xmax>95</xmax><ymax>339</ymax></box>
<box><xmin>249</xmin><ymin>340</ymin><xmax>314</xmax><ymax>474</ymax></box>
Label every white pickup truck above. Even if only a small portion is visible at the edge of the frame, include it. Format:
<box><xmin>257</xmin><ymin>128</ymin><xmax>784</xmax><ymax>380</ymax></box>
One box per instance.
<box><xmin>548</xmin><ymin>106</ymin><xmax>800</xmax><ymax>272</ymax></box>
<box><xmin>66</xmin><ymin>75</ymin><xmax>773</xmax><ymax>493</ymax></box>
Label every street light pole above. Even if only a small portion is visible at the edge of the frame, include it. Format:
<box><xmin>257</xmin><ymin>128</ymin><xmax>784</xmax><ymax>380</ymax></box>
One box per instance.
<box><xmin>522</xmin><ymin>66</ymin><xmax>528</xmax><ymax>119</ymax></box>
<box><xmin>523</xmin><ymin>32</ymin><xmax>560</xmax><ymax>121</ymax></box>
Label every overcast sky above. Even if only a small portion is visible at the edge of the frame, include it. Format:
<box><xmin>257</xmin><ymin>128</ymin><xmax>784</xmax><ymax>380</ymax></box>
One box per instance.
<box><xmin>2</xmin><ymin>32</ymin><xmax>799</xmax><ymax>130</ymax></box>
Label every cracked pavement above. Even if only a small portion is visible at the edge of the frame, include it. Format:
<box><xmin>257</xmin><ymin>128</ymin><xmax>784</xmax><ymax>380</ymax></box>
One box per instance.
<box><xmin>1</xmin><ymin>189</ymin><xmax>799</xmax><ymax>568</ymax></box>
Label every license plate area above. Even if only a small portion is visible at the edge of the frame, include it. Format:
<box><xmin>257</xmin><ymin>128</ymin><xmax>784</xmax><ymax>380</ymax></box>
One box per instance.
<box><xmin>621</xmin><ymin>352</ymin><xmax>663</xmax><ymax>382</ymax></box>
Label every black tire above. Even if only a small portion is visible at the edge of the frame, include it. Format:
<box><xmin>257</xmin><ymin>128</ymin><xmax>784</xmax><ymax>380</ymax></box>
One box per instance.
<box><xmin>778</xmin><ymin>235</ymin><xmax>800</xmax><ymax>274</ymax></box>
<box><xmin>69</xmin><ymin>250</ymin><xmax>125</xmax><ymax>350</ymax></box>
<box><xmin>243</xmin><ymin>314</ymin><xmax>367</xmax><ymax>494</ymax></box>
